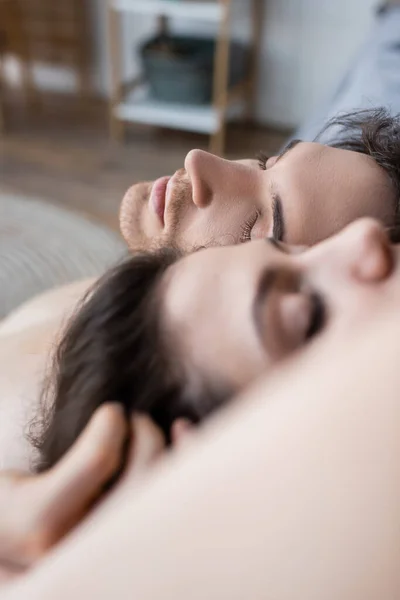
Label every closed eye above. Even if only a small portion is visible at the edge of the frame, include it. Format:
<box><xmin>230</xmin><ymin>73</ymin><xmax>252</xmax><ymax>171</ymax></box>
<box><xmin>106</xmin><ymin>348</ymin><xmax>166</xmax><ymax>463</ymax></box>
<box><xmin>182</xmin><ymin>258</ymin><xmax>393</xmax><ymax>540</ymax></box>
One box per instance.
<box><xmin>305</xmin><ymin>293</ymin><xmax>325</xmax><ymax>341</ymax></box>
<box><xmin>240</xmin><ymin>211</ymin><xmax>259</xmax><ymax>243</ymax></box>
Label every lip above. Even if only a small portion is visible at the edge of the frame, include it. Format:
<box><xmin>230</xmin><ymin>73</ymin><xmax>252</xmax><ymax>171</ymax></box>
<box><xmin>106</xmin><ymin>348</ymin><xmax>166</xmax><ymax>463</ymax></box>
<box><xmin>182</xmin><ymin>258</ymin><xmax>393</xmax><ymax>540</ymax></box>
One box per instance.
<box><xmin>150</xmin><ymin>176</ymin><xmax>170</xmax><ymax>226</ymax></box>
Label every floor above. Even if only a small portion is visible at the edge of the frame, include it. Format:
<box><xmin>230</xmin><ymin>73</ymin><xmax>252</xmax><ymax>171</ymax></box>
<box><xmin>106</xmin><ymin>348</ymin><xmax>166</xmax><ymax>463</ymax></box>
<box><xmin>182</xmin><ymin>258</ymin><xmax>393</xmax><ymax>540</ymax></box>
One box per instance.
<box><xmin>0</xmin><ymin>93</ymin><xmax>289</xmax><ymax>232</ymax></box>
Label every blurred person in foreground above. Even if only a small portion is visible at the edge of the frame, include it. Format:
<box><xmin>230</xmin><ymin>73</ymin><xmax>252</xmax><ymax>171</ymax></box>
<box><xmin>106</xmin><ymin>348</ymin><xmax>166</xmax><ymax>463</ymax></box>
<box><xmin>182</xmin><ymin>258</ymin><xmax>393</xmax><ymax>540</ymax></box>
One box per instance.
<box><xmin>28</xmin><ymin>219</ymin><xmax>396</xmax><ymax>471</ymax></box>
<box><xmin>0</xmin><ymin>217</ymin><xmax>397</xmax><ymax>581</ymax></box>
<box><xmin>2</xmin><ymin>219</ymin><xmax>400</xmax><ymax>599</ymax></box>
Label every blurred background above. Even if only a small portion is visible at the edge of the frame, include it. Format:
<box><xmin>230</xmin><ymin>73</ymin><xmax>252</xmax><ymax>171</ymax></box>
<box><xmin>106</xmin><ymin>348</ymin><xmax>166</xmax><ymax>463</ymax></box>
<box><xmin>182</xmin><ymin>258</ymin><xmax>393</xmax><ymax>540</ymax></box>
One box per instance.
<box><xmin>0</xmin><ymin>0</ymin><xmax>380</xmax><ymax>316</ymax></box>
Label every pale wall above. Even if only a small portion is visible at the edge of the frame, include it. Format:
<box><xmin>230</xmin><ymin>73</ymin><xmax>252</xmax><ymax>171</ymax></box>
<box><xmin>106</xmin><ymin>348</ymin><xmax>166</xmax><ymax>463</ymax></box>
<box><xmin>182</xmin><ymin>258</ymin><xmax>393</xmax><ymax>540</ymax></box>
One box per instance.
<box><xmin>5</xmin><ymin>0</ymin><xmax>380</xmax><ymax>128</ymax></box>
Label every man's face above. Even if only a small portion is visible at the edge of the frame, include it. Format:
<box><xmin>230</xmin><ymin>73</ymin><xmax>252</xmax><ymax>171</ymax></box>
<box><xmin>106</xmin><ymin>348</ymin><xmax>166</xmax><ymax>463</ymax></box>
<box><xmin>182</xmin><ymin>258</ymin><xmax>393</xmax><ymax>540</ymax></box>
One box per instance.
<box><xmin>120</xmin><ymin>142</ymin><xmax>395</xmax><ymax>251</ymax></box>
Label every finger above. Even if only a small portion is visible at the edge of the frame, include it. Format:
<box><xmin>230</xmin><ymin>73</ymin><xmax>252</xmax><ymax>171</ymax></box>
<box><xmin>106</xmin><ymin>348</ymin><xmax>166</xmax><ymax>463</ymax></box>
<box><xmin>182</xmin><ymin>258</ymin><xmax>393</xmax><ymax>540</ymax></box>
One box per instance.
<box><xmin>171</xmin><ymin>418</ymin><xmax>193</xmax><ymax>448</ymax></box>
<box><xmin>37</xmin><ymin>404</ymin><xmax>128</xmax><ymax>538</ymax></box>
<box><xmin>125</xmin><ymin>415</ymin><xmax>165</xmax><ymax>477</ymax></box>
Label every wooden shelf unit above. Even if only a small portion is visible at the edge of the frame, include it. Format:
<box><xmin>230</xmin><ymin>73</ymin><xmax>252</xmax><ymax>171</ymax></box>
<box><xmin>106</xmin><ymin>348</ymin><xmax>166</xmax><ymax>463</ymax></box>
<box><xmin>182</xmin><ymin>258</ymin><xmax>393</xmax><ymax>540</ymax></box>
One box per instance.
<box><xmin>106</xmin><ymin>0</ymin><xmax>263</xmax><ymax>155</ymax></box>
<box><xmin>113</xmin><ymin>0</ymin><xmax>224</xmax><ymax>21</ymax></box>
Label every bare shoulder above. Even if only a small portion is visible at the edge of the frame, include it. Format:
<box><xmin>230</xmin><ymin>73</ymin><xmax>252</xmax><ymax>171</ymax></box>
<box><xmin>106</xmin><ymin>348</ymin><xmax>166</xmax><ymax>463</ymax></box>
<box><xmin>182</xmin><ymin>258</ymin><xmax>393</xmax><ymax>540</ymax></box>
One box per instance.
<box><xmin>0</xmin><ymin>323</ymin><xmax>58</xmax><ymax>471</ymax></box>
<box><xmin>0</xmin><ymin>278</ymin><xmax>96</xmax><ymax>472</ymax></box>
<box><xmin>0</xmin><ymin>278</ymin><xmax>96</xmax><ymax>337</ymax></box>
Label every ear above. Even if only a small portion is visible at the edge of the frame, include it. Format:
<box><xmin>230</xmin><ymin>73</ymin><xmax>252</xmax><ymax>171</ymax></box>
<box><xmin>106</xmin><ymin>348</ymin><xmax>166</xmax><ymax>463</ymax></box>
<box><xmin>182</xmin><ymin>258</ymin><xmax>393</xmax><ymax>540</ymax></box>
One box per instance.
<box><xmin>170</xmin><ymin>418</ymin><xmax>193</xmax><ymax>448</ymax></box>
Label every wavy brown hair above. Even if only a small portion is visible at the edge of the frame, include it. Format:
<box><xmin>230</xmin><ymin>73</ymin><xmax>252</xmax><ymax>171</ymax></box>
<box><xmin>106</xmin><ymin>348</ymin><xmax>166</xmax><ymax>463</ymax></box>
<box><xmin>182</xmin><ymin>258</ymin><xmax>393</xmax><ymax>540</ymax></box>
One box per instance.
<box><xmin>30</xmin><ymin>248</ymin><xmax>228</xmax><ymax>472</ymax></box>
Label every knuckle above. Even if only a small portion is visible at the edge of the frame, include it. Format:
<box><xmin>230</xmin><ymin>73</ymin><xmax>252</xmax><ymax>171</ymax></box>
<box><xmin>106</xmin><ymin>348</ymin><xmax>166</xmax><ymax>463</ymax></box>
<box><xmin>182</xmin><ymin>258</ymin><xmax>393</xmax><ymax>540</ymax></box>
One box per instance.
<box><xmin>88</xmin><ymin>447</ymin><xmax>119</xmax><ymax>479</ymax></box>
<box><xmin>14</xmin><ymin>518</ymin><xmax>55</xmax><ymax>564</ymax></box>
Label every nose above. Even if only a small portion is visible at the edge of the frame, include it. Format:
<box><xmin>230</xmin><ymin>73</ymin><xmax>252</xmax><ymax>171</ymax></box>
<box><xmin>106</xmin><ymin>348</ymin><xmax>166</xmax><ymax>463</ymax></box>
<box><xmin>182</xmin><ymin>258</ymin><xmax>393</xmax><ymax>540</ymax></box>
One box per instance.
<box><xmin>184</xmin><ymin>149</ymin><xmax>258</xmax><ymax>209</ymax></box>
<box><xmin>349</xmin><ymin>219</ymin><xmax>393</xmax><ymax>282</ymax></box>
<box><xmin>309</xmin><ymin>218</ymin><xmax>393</xmax><ymax>285</ymax></box>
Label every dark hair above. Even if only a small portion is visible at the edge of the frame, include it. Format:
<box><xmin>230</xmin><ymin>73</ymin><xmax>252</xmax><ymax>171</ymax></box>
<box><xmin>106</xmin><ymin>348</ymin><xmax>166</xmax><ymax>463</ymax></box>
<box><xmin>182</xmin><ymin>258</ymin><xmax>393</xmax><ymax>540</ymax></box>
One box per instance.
<box><xmin>317</xmin><ymin>108</ymin><xmax>400</xmax><ymax>239</ymax></box>
<box><xmin>34</xmin><ymin>109</ymin><xmax>400</xmax><ymax>472</ymax></box>
<box><xmin>31</xmin><ymin>248</ymin><xmax>228</xmax><ymax>472</ymax></box>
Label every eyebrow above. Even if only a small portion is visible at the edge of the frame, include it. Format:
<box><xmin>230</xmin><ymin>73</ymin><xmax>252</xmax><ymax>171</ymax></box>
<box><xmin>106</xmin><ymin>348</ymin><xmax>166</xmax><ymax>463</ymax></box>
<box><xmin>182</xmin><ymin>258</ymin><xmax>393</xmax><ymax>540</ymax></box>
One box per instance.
<box><xmin>272</xmin><ymin>193</ymin><xmax>285</xmax><ymax>242</ymax></box>
<box><xmin>274</xmin><ymin>138</ymin><xmax>302</xmax><ymax>165</ymax></box>
<box><xmin>268</xmin><ymin>140</ymin><xmax>302</xmax><ymax>242</ymax></box>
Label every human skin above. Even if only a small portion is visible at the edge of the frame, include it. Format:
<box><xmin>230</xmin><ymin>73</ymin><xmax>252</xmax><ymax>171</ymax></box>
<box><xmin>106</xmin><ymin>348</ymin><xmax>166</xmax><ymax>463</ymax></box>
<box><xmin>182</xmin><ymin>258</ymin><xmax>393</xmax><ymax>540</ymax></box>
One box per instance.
<box><xmin>0</xmin><ymin>220</ymin><xmax>399</xmax><ymax>595</ymax></box>
<box><xmin>0</xmin><ymin>218</ymin><xmax>396</xmax><ymax>470</ymax></box>
<box><xmin>0</xmin><ymin>404</ymin><xmax>127</xmax><ymax>583</ymax></box>
<box><xmin>0</xmin><ymin>279</ymin><xmax>95</xmax><ymax>338</ymax></box>
<box><xmin>120</xmin><ymin>143</ymin><xmax>395</xmax><ymax>252</ymax></box>
<box><xmin>0</xmin><ymin>280</ymin><xmax>95</xmax><ymax>472</ymax></box>
<box><xmin>4</xmin><ymin>303</ymin><xmax>400</xmax><ymax>600</ymax></box>
<box><xmin>160</xmin><ymin>218</ymin><xmax>394</xmax><ymax>397</ymax></box>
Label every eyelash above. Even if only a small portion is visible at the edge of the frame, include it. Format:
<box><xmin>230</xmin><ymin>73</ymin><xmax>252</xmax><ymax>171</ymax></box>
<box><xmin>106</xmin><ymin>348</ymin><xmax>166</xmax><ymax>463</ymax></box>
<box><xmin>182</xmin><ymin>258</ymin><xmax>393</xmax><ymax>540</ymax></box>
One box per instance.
<box><xmin>239</xmin><ymin>151</ymin><xmax>272</xmax><ymax>243</ymax></box>
<box><xmin>240</xmin><ymin>211</ymin><xmax>259</xmax><ymax>243</ymax></box>
<box><xmin>257</xmin><ymin>151</ymin><xmax>269</xmax><ymax>171</ymax></box>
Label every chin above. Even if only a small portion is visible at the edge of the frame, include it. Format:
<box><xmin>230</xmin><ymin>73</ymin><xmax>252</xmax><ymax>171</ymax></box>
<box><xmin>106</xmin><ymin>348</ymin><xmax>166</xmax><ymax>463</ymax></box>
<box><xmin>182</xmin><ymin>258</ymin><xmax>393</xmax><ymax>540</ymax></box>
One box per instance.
<box><xmin>119</xmin><ymin>181</ymin><xmax>151</xmax><ymax>247</ymax></box>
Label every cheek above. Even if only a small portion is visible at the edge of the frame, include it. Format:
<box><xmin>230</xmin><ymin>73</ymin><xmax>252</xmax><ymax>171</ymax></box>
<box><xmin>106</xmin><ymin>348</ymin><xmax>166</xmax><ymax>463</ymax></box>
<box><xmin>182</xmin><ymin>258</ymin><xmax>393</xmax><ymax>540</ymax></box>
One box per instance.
<box><xmin>196</xmin><ymin>295</ymin><xmax>271</xmax><ymax>390</ymax></box>
<box><xmin>278</xmin><ymin>169</ymin><xmax>365</xmax><ymax>246</ymax></box>
<box><xmin>120</xmin><ymin>185</ymin><xmax>146</xmax><ymax>246</ymax></box>
<box><xmin>174</xmin><ymin>292</ymin><xmax>269</xmax><ymax>391</ymax></box>
<box><xmin>181</xmin><ymin>205</ymin><xmax>255</xmax><ymax>247</ymax></box>
<box><xmin>195</xmin><ymin>320</ymin><xmax>269</xmax><ymax>391</ymax></box>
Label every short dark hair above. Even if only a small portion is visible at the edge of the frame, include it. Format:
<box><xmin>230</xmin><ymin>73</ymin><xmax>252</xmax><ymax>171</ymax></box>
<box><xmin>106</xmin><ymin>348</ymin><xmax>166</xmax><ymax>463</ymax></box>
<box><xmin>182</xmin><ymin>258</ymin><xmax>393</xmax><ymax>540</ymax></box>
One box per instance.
<box><xmin>30</xmin><ymin>249</ymin><xmax>228</xmax><ymax>472</ymax></box>
<box><xmin>317</xmin><ymin>108</ymin><xmax>400</xmax><ymax>239</ymax></box>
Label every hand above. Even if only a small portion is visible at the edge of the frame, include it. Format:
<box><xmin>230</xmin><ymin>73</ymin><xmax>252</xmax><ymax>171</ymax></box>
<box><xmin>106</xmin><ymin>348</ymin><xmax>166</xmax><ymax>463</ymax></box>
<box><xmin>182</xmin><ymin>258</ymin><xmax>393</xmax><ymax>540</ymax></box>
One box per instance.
<box><xmin>86</xmin><ymin>414</ymin><xmax>167</xmax><ymax>520</ymax></box>
<box><xmin>0</xmin><ymin>407</ymin><xmax>192</xmax><ymax>584</ymax></box>
<box><xmin>0</xmin><ymin>403</ymin><xmax>127</xmax><ymax>580</ymax></box>
<box><xmin>86</xmin><ymin>415</ymin><xmax>193</xmax><ymax>521</ymax></box>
